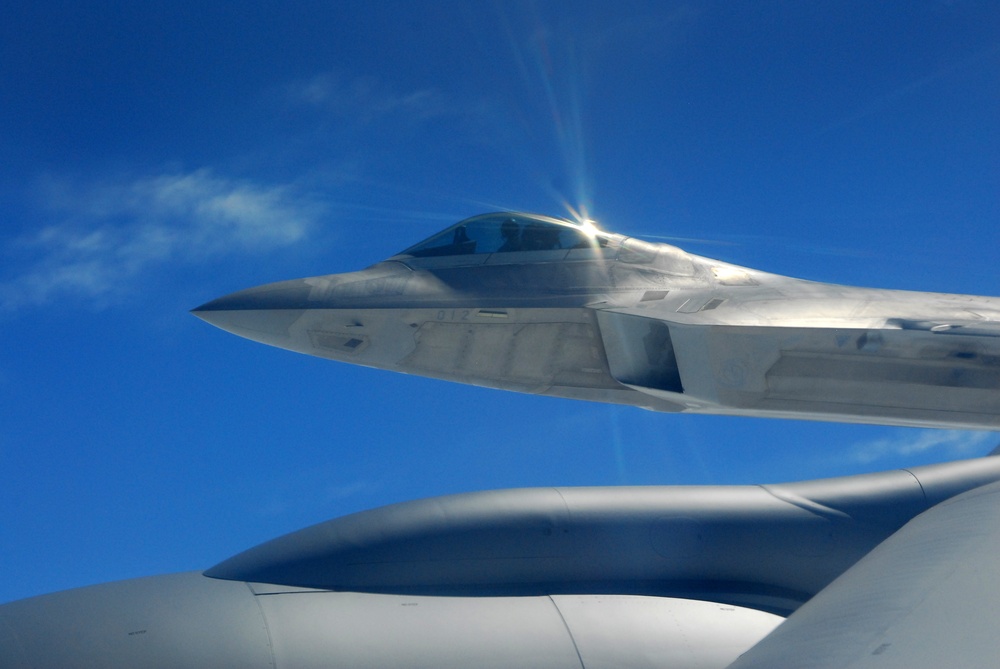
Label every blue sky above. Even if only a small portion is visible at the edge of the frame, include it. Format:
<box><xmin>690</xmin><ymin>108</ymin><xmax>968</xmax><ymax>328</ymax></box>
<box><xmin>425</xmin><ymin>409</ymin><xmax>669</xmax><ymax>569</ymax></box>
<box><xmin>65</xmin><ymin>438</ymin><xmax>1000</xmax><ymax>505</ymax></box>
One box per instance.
<box><xmin>1</xmin><ymin>2</ymin><xmax>998</xmax><ymax>603</ymax></box>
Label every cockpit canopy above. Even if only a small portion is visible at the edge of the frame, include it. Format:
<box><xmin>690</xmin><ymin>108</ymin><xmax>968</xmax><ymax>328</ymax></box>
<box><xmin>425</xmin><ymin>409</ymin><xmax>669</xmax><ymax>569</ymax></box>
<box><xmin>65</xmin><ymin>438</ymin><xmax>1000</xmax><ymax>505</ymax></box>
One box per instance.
<box><xmin>396</xmin><ymin>213</ymin><xmax>618</xmax><ymax>261</ymax></box>
<box><xmin>390</xmin><ymin>212</ymin><xmax>696</xmax><ymax>275</ymax></box>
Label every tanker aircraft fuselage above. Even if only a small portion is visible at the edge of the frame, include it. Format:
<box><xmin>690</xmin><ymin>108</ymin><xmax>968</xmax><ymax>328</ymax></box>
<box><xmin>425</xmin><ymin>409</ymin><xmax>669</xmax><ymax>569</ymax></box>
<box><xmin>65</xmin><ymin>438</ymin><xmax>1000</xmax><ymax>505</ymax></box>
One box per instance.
<box><xmin>6</xmin><ymin>456</ymin><xmax>1000</xmax><ymax>668</ymax></box>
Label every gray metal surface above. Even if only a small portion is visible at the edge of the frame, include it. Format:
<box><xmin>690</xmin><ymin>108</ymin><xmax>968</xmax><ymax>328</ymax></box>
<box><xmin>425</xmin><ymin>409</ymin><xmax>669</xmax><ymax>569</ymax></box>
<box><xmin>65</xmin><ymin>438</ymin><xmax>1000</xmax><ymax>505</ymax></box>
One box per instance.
<box><xmin>193</xmin><ymin>212</ymin><xmax>1000</xmax><ymax>428</ymax></box>
<box><xmin>254</xmin><ymin>591</ymin><xmax>779</xmax><ymax>669</ymax></box>
<box><xmin>728</xmin><ymin>480</ymin><xmax>1000</xmax><ymax>668</ymax></box>
<box><xmin>0</xmin><ymin>573</ymin><xmax>273</xmax><ymax>669</ymax></box>
<box><xmin>5</xmin><ymin>457</ymin><xmax>1000</xmax><ymax>667</ymax></box>
<box><xmin>0</xmin><ymin>578</ymin><xmax>780</xmax><ymax>669</ymax></box>
<box><xmin>205</xmin><ymin>456</ymin><xmax>1000</xmax><ymax>615</ymax></box>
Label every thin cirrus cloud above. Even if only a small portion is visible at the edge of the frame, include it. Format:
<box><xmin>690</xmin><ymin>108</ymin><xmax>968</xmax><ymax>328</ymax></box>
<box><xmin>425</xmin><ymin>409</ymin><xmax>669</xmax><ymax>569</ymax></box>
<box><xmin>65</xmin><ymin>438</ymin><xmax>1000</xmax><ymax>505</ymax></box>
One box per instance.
<box><xmin>850</xmin><ymin>429</ymin><xmax>997</xmax><ymax>464</ymax></box>
<box><xmin>1</xmin><ymin>169</ymin><xmax>324</xmax><ymax>310</ymax></box>
<box><xmin>286</xmin><ymin>72</ymin><xmax>458</xmax><ymax>123</ymax></box>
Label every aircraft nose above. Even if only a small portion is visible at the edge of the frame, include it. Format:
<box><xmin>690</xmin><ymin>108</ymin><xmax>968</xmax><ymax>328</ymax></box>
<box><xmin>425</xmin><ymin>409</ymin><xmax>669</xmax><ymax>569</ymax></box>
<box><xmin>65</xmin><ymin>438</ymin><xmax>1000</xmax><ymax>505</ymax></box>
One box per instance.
<box><xmin>191</xmin><ymin>278</ymin><xmax>313</xmax><ymax>342</ymax></box>
<box><xmin>193</xmin><ymin>277</ymin><xmax>314</xmax><ymax>313</ymax></box>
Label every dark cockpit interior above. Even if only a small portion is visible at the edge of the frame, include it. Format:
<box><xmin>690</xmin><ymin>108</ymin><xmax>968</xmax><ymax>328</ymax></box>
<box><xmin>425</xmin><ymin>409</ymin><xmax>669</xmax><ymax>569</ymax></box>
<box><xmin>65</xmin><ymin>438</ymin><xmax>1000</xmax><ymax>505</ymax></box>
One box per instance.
<box><xmin>398</xmin><ymin>213</ymin><xmax>610</xmax><ymax>258</ymax></box>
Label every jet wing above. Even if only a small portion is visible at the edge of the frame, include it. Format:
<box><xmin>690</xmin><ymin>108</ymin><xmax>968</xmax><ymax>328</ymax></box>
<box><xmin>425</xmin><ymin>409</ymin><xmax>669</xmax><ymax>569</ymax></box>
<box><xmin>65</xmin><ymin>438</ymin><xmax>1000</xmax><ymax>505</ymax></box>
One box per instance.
<box><xmin>728</xmin><ymin>479</ymin><xmax>1000</xmax><ymax>668</ymax></box>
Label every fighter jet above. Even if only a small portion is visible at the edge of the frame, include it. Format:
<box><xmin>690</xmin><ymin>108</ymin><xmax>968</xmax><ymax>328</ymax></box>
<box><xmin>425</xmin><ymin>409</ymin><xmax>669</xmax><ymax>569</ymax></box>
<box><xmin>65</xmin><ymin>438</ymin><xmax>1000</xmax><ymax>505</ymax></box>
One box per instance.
<box><xmin>4</xmin><ymin>454</ymin><xmax>1000</xmax><ymax>668</ymax></box>
<box><xmin>194</xmin><ymin>212</ymin><xmax>1000</xmax><ymax>429</ymax></box>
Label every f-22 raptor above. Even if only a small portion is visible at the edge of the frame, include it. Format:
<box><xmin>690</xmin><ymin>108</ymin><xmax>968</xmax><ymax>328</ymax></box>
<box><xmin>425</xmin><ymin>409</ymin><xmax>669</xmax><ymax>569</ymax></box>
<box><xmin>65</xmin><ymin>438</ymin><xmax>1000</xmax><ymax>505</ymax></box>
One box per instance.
<box><xmin>195</xmin><ymin>212</ymin><xmax>1000</xmax><ymax>429</ymax></box>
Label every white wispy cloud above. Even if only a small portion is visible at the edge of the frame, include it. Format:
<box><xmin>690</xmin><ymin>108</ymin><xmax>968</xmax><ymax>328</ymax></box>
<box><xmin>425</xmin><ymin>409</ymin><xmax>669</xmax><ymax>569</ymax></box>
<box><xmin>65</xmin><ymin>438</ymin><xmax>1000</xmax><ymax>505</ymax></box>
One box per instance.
<box><xmin>850</xmin><ymin>429</ymin><xmax>998</xmax><ymax>464</ymax></box>
<box><xmin>286</xmin><ymin>72</ymin><xmax>457</xmax><ymax>123</ymax></box>
<box><xmin>1</xmin><ymin>169</ymin><xmax>323</xmax><ymax>310</ymax></box>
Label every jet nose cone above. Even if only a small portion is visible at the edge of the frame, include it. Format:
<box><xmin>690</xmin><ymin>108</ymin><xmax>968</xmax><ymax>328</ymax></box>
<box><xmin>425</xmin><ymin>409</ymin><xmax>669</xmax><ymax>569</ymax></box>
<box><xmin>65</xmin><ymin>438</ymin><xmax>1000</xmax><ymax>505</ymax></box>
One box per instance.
<box><xmin>191</xmin><ymin>278</ymin><xmax>313</xmax><ymax>343</ymax></box>
<box><xmin>193</xmin><ymin>277</ymin><xmax>314</xmax><ymax>314</ymax></box>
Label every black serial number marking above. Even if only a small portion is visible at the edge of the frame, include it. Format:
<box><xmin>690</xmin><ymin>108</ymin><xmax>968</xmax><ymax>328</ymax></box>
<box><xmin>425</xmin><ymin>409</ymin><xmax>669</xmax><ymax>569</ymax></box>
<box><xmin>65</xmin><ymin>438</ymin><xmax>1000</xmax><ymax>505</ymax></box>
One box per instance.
<box><xmin>435</xmin><ymin>310</ymin><xmax>471</xmax><ymax>322</ymax></box>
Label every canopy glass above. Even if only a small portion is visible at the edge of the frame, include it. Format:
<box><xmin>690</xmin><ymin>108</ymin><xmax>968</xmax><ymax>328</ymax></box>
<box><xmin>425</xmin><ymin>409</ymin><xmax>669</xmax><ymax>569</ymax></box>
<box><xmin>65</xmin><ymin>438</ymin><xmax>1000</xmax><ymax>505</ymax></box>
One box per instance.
<box><xmin>398</xmin><ymin>213</ymin><xmax>611</xmax><ymax>258</ymax></box>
